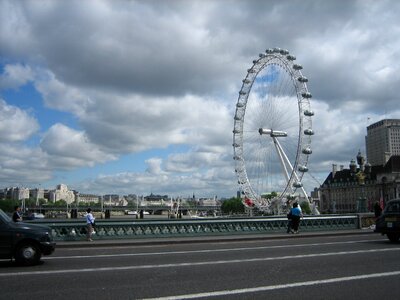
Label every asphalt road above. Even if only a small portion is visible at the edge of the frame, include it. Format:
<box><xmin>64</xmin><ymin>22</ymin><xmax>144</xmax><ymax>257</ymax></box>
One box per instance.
<box><xmin>1</xmin><ymin>233</ymin><xmax>400</xmax><ymax>300</ymax></box>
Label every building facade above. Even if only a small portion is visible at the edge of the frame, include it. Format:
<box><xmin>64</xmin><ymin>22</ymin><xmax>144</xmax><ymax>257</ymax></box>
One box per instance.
<box><xmin>48</xmin><ymin>184</ymin><xmax>75</xmax><ymax>204</ymax></box>
<box><xmin>318</xmin><ymin>119</ymin><xmax>400</xmax><ymax>214</ymax></box>
<box><xmin>319</xmin><ymin>153</ymin><xmax>400</xmax><ymax>214</ymax></box>
<box><xmin>366</xmin><ymin>119</ymin><xmax>400</xmax><ymax>166</ymax></box>
<box><xmin>78</xmin><ymin>193</ymin><xmax>101</xmax><ymax>204</ymax></box>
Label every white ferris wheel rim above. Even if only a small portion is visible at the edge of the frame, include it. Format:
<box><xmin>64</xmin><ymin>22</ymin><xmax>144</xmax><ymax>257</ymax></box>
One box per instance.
<box><xmin>233</xmin><ymin>47</ymin><xmax>313</xmax><ymax>210</ymax></box>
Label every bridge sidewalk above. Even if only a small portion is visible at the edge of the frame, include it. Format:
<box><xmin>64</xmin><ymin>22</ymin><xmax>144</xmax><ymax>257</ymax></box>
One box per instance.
<box><xmin>55</xmin><ymin>228</ymin><xmax>376</xmax><ymax>248</ymax></box>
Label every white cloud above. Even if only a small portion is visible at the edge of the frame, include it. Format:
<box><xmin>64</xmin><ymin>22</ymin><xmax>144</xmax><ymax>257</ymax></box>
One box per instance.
<box><xmin>145</xmin><ymin>158</ymin><xmax>165</xmax><ymax>175</ymax></box>
<box><xmin>0</xmin><ymin>143</ymin><xmax>52</xmax><ymax>185</ymax></box>
<box><xmin>0</xmin><ymin>64</ymin><xmax>34</xmax><ymax>90</ymax></box>
<box><xmin>34</xmin><ymin>70</ymin><xmax>93</xmax><ymax>115</ymax></box>
<box><xmin>0</xmin><ymin>99</ymin><xmax>39</xmax><ymax>142</ymax></box>
<box><xmin>165</xmin><ymin>151</ymin><xmax>226</xmax><ymax>173</ymax></box>
<box><xmin>40</xmin><ymin>123</ymin><xmax>117</xmax><ymax>168</ymax></box>
<box><xmin>79</xmin><ymin>93</ymin><xmax>232</xmax><ymax>154</ymax></box>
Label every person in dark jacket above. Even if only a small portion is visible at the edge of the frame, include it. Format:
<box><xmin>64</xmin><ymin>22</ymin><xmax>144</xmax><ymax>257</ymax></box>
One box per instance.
<box><xmin>286</xmin><ymin>209</ymin><xmax>293</xmax><ymax>233</ymax></box>
<box><xmin>12</xmin><ymin>205</ymin><xmax>22</xmax><ymax>222</ymax></box>
<box><xmin>374</xmin><ymin>201</ymin><xmax>382</xmax><ymax>218</ymax></box>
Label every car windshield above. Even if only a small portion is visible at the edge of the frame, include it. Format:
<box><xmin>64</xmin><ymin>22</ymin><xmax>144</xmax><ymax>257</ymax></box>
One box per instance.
<box><xmin>0</xmin><ymin>209</ymin><xmax>11</xmax><ymax>222</ymax></box>
<box><xmin>385</xmin><ymin>202</ymin><xmax>400</xmax><ymax>213</ymax></box>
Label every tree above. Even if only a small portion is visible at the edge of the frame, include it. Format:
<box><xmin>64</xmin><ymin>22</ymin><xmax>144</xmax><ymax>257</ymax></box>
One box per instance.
<box><xmin>53</xmin><ymin>199</ymin><xmax>67</xmax><ymax>207</ymax></box>
<box><xmin>221</xmin><ymin>197</ymin><xmax>245</xmax><ymax>215</ymax></box>
<box><xmin>263</xmin><ymin>192</ymin><xmax>278</xmax><ymax>200</ymax></box>
<box><xmin>300</xmin><ymin>201</ymin><xmax>312</xmax><ymax>215</ymax></box>
<box><xmin>25</xmin><ymin>198</ymin><xmax>37</xmax><ymax>207</ymax></box>
<box><xmin>0</xmin><ymin>199</ymin><xmax>20</xmax><ymax>213</ymax></box>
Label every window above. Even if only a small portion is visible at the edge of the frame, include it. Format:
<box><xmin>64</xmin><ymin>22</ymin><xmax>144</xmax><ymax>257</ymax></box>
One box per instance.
<box><xmin>386</xmin><ymin>202</ymin><xmax>400</xmax><ymax>213</ymax></box>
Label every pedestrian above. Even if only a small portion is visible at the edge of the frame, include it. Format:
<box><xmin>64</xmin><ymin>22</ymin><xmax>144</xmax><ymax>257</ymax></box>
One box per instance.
<box><xmin>85</xmin><ymin>207</ymin><xmax>95</xmax><ymax>241</ymax></box>
<box><xmin>374</xmin><ymin>201</ymin><xmax>382</xmax><ymax>218</ymax></box>
<box><xmin>12</xmin><ymin>205</ymin><xmax>23</xmax><ymax>222</ymax></box>
<box><xmin>286</xmin><ymin>209</ymin><xmax>293</xmax><ymax>233</ymax></box>
<box><xmin>289</xmin><ymin>202</ymin><xmax>302</xmax><ymax>234</ymax></box>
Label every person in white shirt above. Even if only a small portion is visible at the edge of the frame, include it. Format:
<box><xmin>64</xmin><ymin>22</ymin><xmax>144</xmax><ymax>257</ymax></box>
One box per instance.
<box><xmin>85</xmin><ymin>207</ymin><xmax>95</xmax><ymax>241</ymax></box>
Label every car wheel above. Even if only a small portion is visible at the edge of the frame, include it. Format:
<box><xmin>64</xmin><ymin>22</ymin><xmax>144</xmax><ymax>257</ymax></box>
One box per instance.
<box><xmin>387</xmin><ymin>233</ymin><xmax>400</xmax><ymax>243</ymax></box>
<box><xmin>15</xmin><ymin>242</ymin><xmax>42</xmax><ymax>265</ymax></box>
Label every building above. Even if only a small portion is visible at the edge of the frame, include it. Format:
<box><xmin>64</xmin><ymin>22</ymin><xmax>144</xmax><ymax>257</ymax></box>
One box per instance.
<box><xmin>29</xmin><ymin>188</ymin><xmax>45</xmax><ymax>204</ymax></box>
<box><xmin>143</xmin><ymin>193</ymin><xmax>169</xmax><ymax>206</ymax></box>
<box><xmin>319</xmin><ymin>152</ymin><xmax>400</xmax><ymax>214</ymax></box>
<box><xmin>48</xmin><ymin>184</ymin><xmax>75</xmax><ymax>204</ymax></box>
<box><xmin>0</xmin><ymin>187</ymin><xmax>30</xmax><ymax>201</ymax></box>
<box><xmin>78</xmin><ymin>193</ymin><xmax>100</xmax><ymax>204</ymax></box>
<box><xmin>366</xmin><ymin>119</ymin><xmax>400</xmax><ymax>166</ymax></box>
<box><xmin>102</xmin><ymin>194</ymin><xmax>128</xmax><ymax>206</ymax></box>
<box><xmin>198</xmin><ymin>197</ymin><xmax>218</xmax><ymax>206</ymax></box>
<box><xmin>318</xmin><ymin>119</ymin><xmax>400</xmax><ymax>214</ymax></box>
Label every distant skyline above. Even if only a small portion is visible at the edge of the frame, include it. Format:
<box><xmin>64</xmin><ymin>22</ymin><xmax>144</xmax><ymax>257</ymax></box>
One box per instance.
<box><xmin>1</xmin><ymin>0</ymin><xmax>400</xmax><ymax>197</ymax></box>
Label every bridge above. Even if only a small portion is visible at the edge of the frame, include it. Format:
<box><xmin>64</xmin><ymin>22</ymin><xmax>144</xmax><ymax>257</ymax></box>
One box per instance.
<box><xmin>25</xmin><ymin>205</ymin><xmax>221</xmax><ymax>217</ymax></box>
<box><xmin>28</xmin><ymin>213</ymin><xmax>376</xmax><ymax>241</ymax></box>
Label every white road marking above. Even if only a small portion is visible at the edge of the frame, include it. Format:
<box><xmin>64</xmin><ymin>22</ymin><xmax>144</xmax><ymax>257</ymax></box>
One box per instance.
<box><xmin>1</xmin><ymin>247</ymin><xmax>399</xmax><ymax>277</ymax></box>
<box><xmin>47</xmin><ymin>239</ymin><xmax>385</xmax><ymax>260</ymax></box>
<box><xmin>141</xmin><ymin>270</ymin><xmax>400</xmax><ymax>300</ymax></box>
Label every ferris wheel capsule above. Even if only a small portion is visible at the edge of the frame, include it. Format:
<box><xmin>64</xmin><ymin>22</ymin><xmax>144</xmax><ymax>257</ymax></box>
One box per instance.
<box><xmin>287</xmin><ymin>55</ymin><xmax>296</xmax><ymax>60</ymax></box>
<box><xmin>304</xmin><ymin>110</ymin><xmax>314</xmax><ymax>116</ymax></box>
<box><xmin>243</xmin><ymin>79</ymin><xmax>251</xmax><ymax>84</ymax></box>
<box><xmin>298</xmin><ymin>76</ymin><xmax>308</xmax><ymax>82</ymax></box>
<box><xmin>298</xmin><ymin>165</ymin><xmax>309</xmax><ymax>172</ymax></box>
<box><xmin>293</xmin><ymin>64</ymin><xmax>303</xmax><ymax>70</ymax></box>
<box><xmin>293</xmin><ymin>182</ymin><xmax>303</xmax><ymax>188</ymax></box>
<box><xmin>302</xmin><ymin>92</ymin><xmax>312</xmax><ymax>98</ymax></box>
<box><xmin>304</xmin><ymin>128</ymin><xmax>314</xmax><ymax>135</ymax></box>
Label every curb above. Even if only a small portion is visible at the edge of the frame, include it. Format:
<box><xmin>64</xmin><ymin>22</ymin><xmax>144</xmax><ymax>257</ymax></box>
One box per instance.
<box><xmin>55</xmin><ymin>229</ymin><xmax>375</xmax><ymax>248</ymax></box>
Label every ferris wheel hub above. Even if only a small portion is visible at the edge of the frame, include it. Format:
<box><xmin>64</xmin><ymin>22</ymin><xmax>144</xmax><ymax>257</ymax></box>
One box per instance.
<box><xmin>258</xmin><ymin>128</ymin><xmax>288</xmax><ymax>137</ymax></box>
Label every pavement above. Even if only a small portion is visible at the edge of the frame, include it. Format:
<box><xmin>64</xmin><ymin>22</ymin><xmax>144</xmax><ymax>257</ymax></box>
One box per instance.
<box><xmin>55</xmin><ymin>228</ymin><xmax>376</xmax><ymax>248</ymax></box>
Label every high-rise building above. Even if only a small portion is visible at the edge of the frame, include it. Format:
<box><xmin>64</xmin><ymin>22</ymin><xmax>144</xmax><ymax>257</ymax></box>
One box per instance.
<box><xmin>366</xmin><ymin>119</ymin><xmax>400</xmax><ymax>166</ymax></box>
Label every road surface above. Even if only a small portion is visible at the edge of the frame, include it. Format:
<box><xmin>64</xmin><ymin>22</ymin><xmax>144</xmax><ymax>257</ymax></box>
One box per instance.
<box><xmin>1</xmin><ymin>233</ymin><xmax>399</xmax><ymax>299</ymax></box>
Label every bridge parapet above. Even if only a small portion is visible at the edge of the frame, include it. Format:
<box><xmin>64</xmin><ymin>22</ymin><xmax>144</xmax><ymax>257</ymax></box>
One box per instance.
<box><xmin>27</xmin><ymin>214</ymin><xmax>371</xmax><ymax>241</ymax></box>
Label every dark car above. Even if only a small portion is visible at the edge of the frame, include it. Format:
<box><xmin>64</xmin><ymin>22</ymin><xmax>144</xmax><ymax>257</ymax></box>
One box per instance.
<box><xmin>0</xmin><ymin>209</ymin><xmax>56</xmax><ymax>265</ymax></box>
<box><xmin>375</xmin><ymin>199</ymin><xmax>400</xmax><ymax>242</ymax></box>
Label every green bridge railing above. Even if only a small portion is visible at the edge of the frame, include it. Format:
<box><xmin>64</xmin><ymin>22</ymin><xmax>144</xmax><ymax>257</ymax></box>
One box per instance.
<box><xmin>28</xmin><ymin>214</ymin><xmax>375</xmax><ymax>241</ymax></box>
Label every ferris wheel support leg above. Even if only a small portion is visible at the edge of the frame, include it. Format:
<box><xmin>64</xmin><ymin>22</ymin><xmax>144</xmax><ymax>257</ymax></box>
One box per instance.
<box><xmin>274</xmin><ymin>138</ymin><xmax>309</xmax><ymax>201</ymax></box>
<box><xmin>272</xmin><ymin>137</ymin><xmax>291</xmax><ymax>184</ymax></box>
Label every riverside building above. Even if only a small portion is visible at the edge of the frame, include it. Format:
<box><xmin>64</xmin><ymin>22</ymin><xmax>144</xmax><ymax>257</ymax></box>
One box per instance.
<box><xmin>319</xmin><ymin>119</ymin><xmax>400</xmax><ymax>214</ymax></box>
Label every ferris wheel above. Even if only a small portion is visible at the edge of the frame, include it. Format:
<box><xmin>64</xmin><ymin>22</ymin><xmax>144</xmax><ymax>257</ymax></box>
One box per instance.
<box><xmin>233</xmin><ymin>47</ymin><xmax>314</xmax><ymax>210</ymax></box>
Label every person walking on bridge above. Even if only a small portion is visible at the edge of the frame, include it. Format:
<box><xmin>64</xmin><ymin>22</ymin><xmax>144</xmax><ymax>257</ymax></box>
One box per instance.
<box><xmin>85</xmin><ymin>207</ymin><xmax>95</xmax><ymax>242</ymax></box>
<box><xmin>289</xmin><ymin>202</ymin><xmax>302</xmax><ymax>234</ymax></box>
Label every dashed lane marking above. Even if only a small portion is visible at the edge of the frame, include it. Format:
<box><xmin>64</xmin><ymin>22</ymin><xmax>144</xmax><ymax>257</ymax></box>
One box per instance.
<box><xmin>141</xmin><ymin>270</ymin><xmax>400</xmax><ymax>300</ymax></box>
<box><xmin>0</xmin><ymin>247</ymin><xmax>399</xmax><ymax>277</ymax></box>
<box><xmin>47</xmin><ymin>239</ymin><xmax>385</xmax><ymax>260</ymax></box>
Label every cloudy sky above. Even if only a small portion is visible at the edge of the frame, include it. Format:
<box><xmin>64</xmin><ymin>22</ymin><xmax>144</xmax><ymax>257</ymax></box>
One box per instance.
<box><xmin>0</xmin><ymin>0</ymin><xmax>399</xmax><ymax>198</ymax></box>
